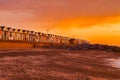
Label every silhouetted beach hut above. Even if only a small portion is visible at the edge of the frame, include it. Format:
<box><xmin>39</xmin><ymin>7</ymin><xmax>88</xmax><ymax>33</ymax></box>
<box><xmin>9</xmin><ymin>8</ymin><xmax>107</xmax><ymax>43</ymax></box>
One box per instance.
<box><xmin>47</xmin><ymin>34</ymin><xmax>52</xmax><ymax>43</ymax></box>
<box><xmin>0</xmin><ymin>26</ymin><xmax>7</xmax><ymax>40</ymax></box>
<box><xmin>40</xmin><ymin>33</ymin><xmax>44</xmax><ymax>43</ymax></box>
<box><xmin>23</xmin><ymin>30</ymin><xmax>27</xmax><ymax>41</ymax></box>
<box><xmin>44</xmin><ymin>34</ymin><xmax>48</xmax><ymax>43</ymax></box>
<box><xmin>0</xmin><ymin>26</ymin><xmax>4</xmax><ymax>40</ymax></box>
<box><xmin>12</xmin><ymin>29</ymin><xmax>18</xmax><ymax>40</ymax></box>
<box><xmin>50</xmin><ymin>34</ymin><xmax>55</xmax><ymax>43</ymax></box>
<box><xmin>51</xmin><ymin>35</ymin><xmax>56</xmax><ymax>43</ymax></box>
<box><xmin>26</xmin><ymin>30</ymin><xmax>30</xmax><ymax>42</ymax></box>
<box><xmin>35</xmin><ymin>32</ymin><xmax>39</xmax><ymax>42</ymax></box>
<box><xmin>17</xmin><ymin>29</ymin><xmax>23</xmax><ymax>41</ymax></box>
<box><xmin>37</xmin><ymin>32</ymin><xmax>42</xmax><ymax>42</ymax></box>
<box><xmin>54</xmin><ymin>35</ymin><xmax>59</xmax><ymax>44</ymax></box>
<box><xmin>30</xmin><ymin>31</ymin><xmax>35</xmax><ymax>42</ymax></box>
<box><xmin>6</xmin><ymin>27</ymin><xmax>13</xmax><ymax>40</ymax></box>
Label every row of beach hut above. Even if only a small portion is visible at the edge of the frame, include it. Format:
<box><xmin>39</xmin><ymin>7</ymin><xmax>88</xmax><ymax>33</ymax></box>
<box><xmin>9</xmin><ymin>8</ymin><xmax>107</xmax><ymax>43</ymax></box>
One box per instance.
<box><xmin>0</xmin><ymin>26</ymin><xmax>89</xmax><ymax>45</ymax></box>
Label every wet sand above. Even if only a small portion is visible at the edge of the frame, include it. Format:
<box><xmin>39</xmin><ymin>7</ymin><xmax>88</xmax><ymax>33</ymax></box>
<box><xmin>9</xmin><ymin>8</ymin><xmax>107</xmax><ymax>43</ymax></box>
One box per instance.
<box><xmin>0</xmin><ymin>48</ymin><xmax>120</xmax><ymax>80</ymax></box>
<box><xmin>106</xmin><ymin>58</ymin><xmax>120</xmax><ymax>69</ymax></box>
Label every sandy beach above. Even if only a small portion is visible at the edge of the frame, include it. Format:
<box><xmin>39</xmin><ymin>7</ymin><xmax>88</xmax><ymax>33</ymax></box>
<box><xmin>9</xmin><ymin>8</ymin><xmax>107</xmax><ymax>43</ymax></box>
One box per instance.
<box><xmin>0</xmin><ymin>48</ymin><xmax>120</xmax><ymax>80</ymax></box>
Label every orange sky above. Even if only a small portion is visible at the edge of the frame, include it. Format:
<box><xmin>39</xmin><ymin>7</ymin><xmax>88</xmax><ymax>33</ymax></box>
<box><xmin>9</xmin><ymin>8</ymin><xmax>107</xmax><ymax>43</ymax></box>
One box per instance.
<box><xmin>0</xmin><ymin>0</ymin><xmax>120</xmax><ymax>46</ymax></box>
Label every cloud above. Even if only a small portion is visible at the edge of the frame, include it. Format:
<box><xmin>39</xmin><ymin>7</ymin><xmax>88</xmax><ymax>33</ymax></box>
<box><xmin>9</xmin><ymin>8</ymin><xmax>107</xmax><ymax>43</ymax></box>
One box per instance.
<box><xmin>0</xmin><ymin>0</ymin><xmax>120</xmax><ymax>29</ymax></box>
<box><xmin>0</xmin><ymin>0</ymin><xmax>120</xmax><ymax>16</ymax></box>
<box><xmin>0</xmin><ymin>0</ymin><xmax>120</xmax><ymax>45</ymax></box>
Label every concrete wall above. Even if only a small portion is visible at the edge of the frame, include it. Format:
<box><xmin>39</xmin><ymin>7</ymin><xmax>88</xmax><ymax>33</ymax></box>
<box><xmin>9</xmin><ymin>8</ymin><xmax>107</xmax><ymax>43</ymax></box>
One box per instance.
<box><xmin>0</xmin><ymin>40</ymin><xmax>34</xmax><ymax>48</ymax></box>
<box><xmin>0</xmin><ymin>40</ymin><xmax>71</xmax><ymax>49</ymax></box>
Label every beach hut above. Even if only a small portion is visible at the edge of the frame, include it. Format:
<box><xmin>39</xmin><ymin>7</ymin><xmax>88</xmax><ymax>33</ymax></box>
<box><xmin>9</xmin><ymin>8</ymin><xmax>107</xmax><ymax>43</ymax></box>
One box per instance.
<box><xmin>44</xmin><ymin>34</ymin><xmax>48</xmax><ymax>43</ymax></box>
<box><xmin>6</xmin><ymin>27</ymin><xmax>13</xmax><ymax>40</ymax></box>
<box><xmin>23</xmin><ymin>30</ymin><xmax>27</xmax><ymax>41</ymax></box>
<box><xmin>61</xmin><ymin>36</ymin><xmax>66</xmax><ymax>44</ymax></box>
<box><xmin>12</xmin><ymin>29</ymin><xmax>18</xmax><ymax>40</ymax></box>
<box><xmin>63</xmin><ymin>37</ymin><xmax>67</xmax><ymax>44</ymax></box>
<box><xmin>54</xmin><ymin>35</ymin><xmax>59</xmax><ymax>44</ymax></box>
<box><xmin>58</xmin><ymin>36</ymin><xmax>62</xmax><ymax>44</ymax></box>
<box><xmin>64</xmin><ymin>37</ymin><xmax>70</xmax><ymax>45</ymax></box>
<box><xmin>30</xmin><ymin>31</ymin><xmax>35</xmax><ymax>42</ymax></box>
<box><xmin>28</xmin><ymin>31</ymin><xmax>32</xmax><ymax>42</ymax></box>
<box><xmin>37</xmin><ymin>32</ymin><xmax>42</xmax><ymax>42</ymax></box>
<box><xmin>39</xmin><ymin>33</ymin><xmax>44</xmax><ymax>43</ymax></box>
<box><xmin>24</xmin><ymin>30</ymin><xmax>30</xmax><ymax>42</ymax></box>
<box><xmin>50</xmin><ymin>34</ymin><xmax>55</xmax><ymax>43</ymax></box>
<box><xmin>0</xmin><ymin>26</ymin><xmax>7</xmax><ymax>40</ymax></box>
<box><xmin>0</xmin><ymin>26</ymin><xmax>4</xmax><ymax>40</ymax></box>
<box><xmin>46</xmin><ymin>34</ymin><xmax>52</xmax><ymax>43</ymax></box>
<box><xmin>26</xmin><ymin>30</ymin><xmax>30</xmax><ymax>42</ymax></box>
<box><xmin>35</xmin><ymin>32</ymin><xmax>39</xmax><ymax>42</ymax></box>
<box><xmin>17</xmin><ymin>29</ymin><xmax>24</xmax><ymax>41</ymax></box>
<box><xmin>43</xmin><ymin>34</ymin><xmax>47</xmax><ymax>43</ymax></box>
<box><xmin>62</xmin><ymin>37</ymin><xmax>66</xmax><ymax>44</ymax></box>
<box><xmin>51</xmin><ymin>35</ymin><xmax>55</xmax><ymax>43</ymax></box>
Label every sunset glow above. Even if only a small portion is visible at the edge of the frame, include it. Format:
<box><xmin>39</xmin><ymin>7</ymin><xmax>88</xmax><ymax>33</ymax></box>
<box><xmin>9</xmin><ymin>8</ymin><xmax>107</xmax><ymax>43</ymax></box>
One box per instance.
<box><xmin>0</xmin><ymin>0</ymin><xmax>120</xmax><ymax>46</ymax></box>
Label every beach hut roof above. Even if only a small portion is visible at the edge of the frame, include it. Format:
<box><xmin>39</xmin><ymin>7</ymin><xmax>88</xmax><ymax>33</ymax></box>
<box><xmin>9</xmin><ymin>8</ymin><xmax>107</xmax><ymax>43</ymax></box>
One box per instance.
<box><xmin>38</xmin><ymin>32</ymin><xmax>42</xmax><ymax>34</ymax></box>
<box><xmin>12</xmin><ymin>29</ymin><xmax>18</xmax><ymax>32</ymax></box>
<box><xmin>30</xmin><ymin>31</ymin><xmax>35</xmax><ymax>35</ymax></box>
<box><xmin>26</xmin><ymin>30</ymin><xmax>30</xmax><ymax>33</ymax></box>
<box><xmin>31</xmin><ymin>31</ymin><xmax>34</xmax><ymax>33</ymax></box>
<box><xmin>17</xmin><ymin>29</ymin><xmax>23</xmax><ymax>33</ymax></box>
<box><xmin>0</xmin><ymin>26</ymin><xmax>8</xmax><ymax>31</ymax></box>
<box><xmin>0</xmin><ymin>26</ymin><xmax>5</xmax><ymax>29</ymax></box>
<box><xmin>23</xmin><ymin>30</ymin><xmax>27</xmax><ymax>32</ymax></box>
<box><xmin>7</xmin><ymin>27</ymin><xmax>13</xmax><ymax>32</ymax></box>
<box><xmin>7</xmin><ymin>27</ymin><xmax>11</xmax><ymax>30</ymax></box>
<box><xmin>22</xmin><ymin>30</ymin><xmax>28</xmax><ymax>34</ymax></box>
<box><xmin>35</xmin><ymin>32</ymin><xmax>39</xmax><ymax>35</ymax></box>
<box><xmin>41</xmin><ymin>33</ymin><xmax>45</xmax><ymax>35</ymax></box>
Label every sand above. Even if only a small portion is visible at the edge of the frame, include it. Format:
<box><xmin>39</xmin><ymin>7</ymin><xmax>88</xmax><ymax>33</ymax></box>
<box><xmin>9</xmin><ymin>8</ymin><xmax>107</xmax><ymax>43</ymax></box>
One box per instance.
<box><xmin>0</xmin><ymin>48</ymin><xmax>120</xmax><ymax>80</ymax></box>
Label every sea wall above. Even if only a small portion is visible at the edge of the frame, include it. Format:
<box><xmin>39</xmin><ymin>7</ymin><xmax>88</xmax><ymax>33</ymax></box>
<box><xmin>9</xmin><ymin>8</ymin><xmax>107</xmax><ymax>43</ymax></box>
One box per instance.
<box><xmin>0</xmin><ymin>40</ymin><xmax>74</xmax><ymax>49</ymax></box>
<box><xmin>0</xmin><ymin>40</ymin><xmax>34</xmax><ymax>48</ymax></box>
